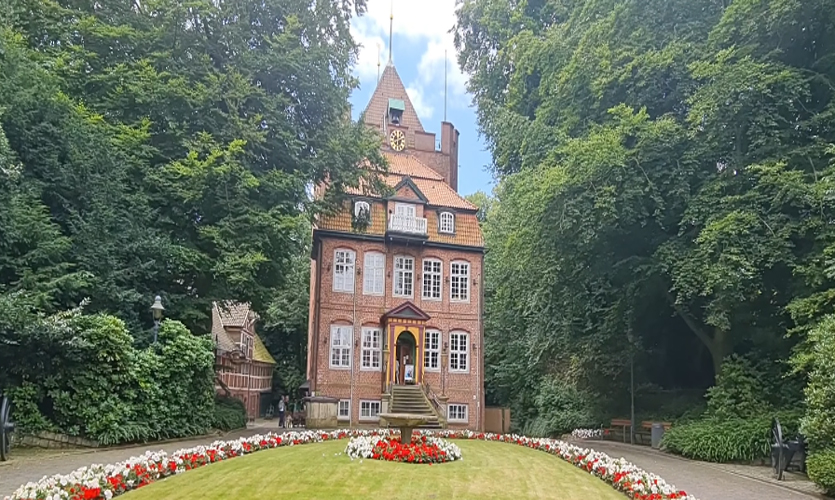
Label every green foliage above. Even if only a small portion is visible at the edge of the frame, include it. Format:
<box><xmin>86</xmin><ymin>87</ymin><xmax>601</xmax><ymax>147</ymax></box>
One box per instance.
<box><xmin>807</xmin><ymin>450</ymin><xmax>835</xmax><ymax>496</ymax></box>
<box><xmin>522</xmin><ymin>377</ymin><xmax>596</xmax><ymax>437</ymax></box>
<box><xmin>662</xmin><ymin>418</ymin><xmax>771</xmax><ymax>463</ymax></box>
<box><xmin>5</xmin><ymin>305</ymin><xmax>216</xmax><ymax>445</ymax></box>
<box><xmin>705</xmin><ymin>356</ymin><xmax>770</xmax><ymax>420</ymax></box>
<box><xmin>456</xmin><ymin>0</ymin><xmax>835</xmax><ymax>431</ymax></box>
<box><xmin>212</xmin><ymin>396</ymin><xmax>248</xmax><ymax>432</ymax></box>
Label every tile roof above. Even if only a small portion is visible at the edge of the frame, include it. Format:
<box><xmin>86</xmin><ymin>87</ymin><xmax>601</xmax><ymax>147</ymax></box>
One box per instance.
<box><xmin>211</xmin><ymin>302</ymin><xmax>276</xmax><ymax>365</ymax></box>
<box><xmin>215</xmin><ymin>301</ymin><xmax>252</xmax><ymax>327</ymax></box>
<box><xmin>347</xmin><ymin>152</ymin><xmax>477</xmax><ymax>211</ymax></box>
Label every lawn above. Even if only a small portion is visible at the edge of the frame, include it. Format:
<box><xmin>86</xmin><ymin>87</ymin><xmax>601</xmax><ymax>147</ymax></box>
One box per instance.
<box><xmin>125</xmin><ymin>439</ymin><xmax>625</xmax><ymax>500</ymax></box>
<box><xmin>127</xmin><ymin>440</ymin><xmax>625</xmax><ymax>500</ymax></box>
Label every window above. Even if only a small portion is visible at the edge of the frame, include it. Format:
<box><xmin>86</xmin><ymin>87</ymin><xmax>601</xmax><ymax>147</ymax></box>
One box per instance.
<box><xmin>447</xmin><ymin>404</ymin><xmax>468</xmax><ymax>422</ymax></box>
<box><xmin>395</xmin><ymin>203</ymin><xmax>416</xmax><ymax>218</ymax></box>
<box><xmin>333</xmin><ymin>250</ymin><xmax>356</xmax><ymax>293</ymax></box>
<box><xmin>354</xmin><ymin>201</ymin><xmax>371</xmax><ymax>218</ymax></box>
<box><xmin>393</xmin><ymin>256</ymin><xmax>414</xmax><ymax>297</ymax></box>
<box><xmin>449</xmin><ymin>331</ymin><xmax>469</xmax><ymax>372</ymax></box>
<box><xmin>338</xmin><ymin>400</ymin><xmax>351</xmax><ymax>421</ymax></box>
<box><xmin>360</xmin><ymin>400</ymin><xmax>381</xmax><ymax>421</ymax></box>
<box><xmin>450</xmin><ymin>261</ymin><xmax>470</xmax><ymax>302</ymax></box>
<box><xmin>424</xmin><ymin>330</ymin><xmax>440</xmax><ymax>371</ymax></box>
<box><xmin>361</xmin><ymin>327</ymin><xmax>382</xmax><ymax>370</ymax></box>
<box><xmin>329</xmin><ymin>325</ymin><xmax>352</xmax><ymax>369</ymax></box>
<box><xmin>439</xmin><ymin>212</ymin><xmax>455</xmax><ymax>233</ymax></box>
<box><xmin>422</xmin><ymin>259</ymin><xmax>442</xmax><ymax>300</ymax></box>
<box><xmin>363</xmin><ymin>252</ymin><xmax>385</xmax><ymax>295</ymax></box>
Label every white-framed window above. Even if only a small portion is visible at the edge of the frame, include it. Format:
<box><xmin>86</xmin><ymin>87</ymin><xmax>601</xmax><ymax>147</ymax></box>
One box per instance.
<box><xmin>354</xmin><ymin>200</ymin><xmax>371</xmax><ymax>218</ymax></box>
<box><xmin>329</xmin><ymin>325</ymin><xmax>352</xmax><ymax>369</ymax></box>
<box><xmin>450</xmin><ymin>261</ymin><xmax>470</xmax><ymax>302</ymax></box>
<box><xmin>447</xmin><ymin>404</ymin><xmax>468</xmax><ymax>422</ymax></box>
<box><xmin>395</xmin><ymin>203</ymin><xmax>416</xmax><ymax>218</ymax></box>
<box><xmin>361</xmin><ymin>327</ymin><xmax>382</xmax><ymax>370</ymax></box>
<box><xmin>333</xmin><ymin>249</ymin><xmax>356</xmax><ymax>293</ymax></box>
<box><xmin>449</xmin><ymin>331</ymin><xmax>469</xmax><ymax>372</ymax></box>
<box><xmin>439</xmin><ymin>212</ymin><xmax>455</xmax><ymax>233</ymax></box>
<box><xmin>422</xmin><ymin>259</ymin><xmax>442</xmax><ymax>300</ymax></box>
<box><xmin>360</xmin><ymin>400</ymin><xmax>381</xmax><ymax>421</ymax></box>
<box><xmin>338</xmin><ymin>400</ymin><xmax>351</xmax><ymax>421</ymax></box>
<box><xmin>393</xmin><ymin>255</ymin><xmax>414</xmax><ymax>297</ymax></box>
<box><xmin>363</xmin><ymin>252</ymin><xmax>385</xmax><ymax>295</ymax></box>
<box><xmin>424</xmin><ymin>329</ymin><xmax>440</xmax><ymax>371</ymax></box>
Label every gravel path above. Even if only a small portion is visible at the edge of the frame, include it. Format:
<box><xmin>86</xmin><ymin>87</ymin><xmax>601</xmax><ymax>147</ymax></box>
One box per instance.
<box><xmin>579</xmin><ymin>440</ymin><xmax>824</xmax><ymax>500</ymax></box>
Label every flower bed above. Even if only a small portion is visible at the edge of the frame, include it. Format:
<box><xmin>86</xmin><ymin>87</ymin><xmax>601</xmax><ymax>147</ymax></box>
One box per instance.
<box><xmin>571</xmin><ymin>428</ymin><xmax>605</xmax><ymax>440</ymax></box>
<box><xmin>344</xmin><ymin>434</ymin><xmax>461</xmax><ymax>464</ymax></box>
<box><xmin>4</xmin><ymin>429</ymin><xmax>696</xmax><ymax>500</ymax></box>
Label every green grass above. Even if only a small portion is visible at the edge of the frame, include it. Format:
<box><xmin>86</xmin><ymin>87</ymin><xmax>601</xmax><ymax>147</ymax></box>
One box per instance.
<box><xmin>125</xmin><ymin>440</ymin><xmax>626</xmax><ymax>499</ymax></box>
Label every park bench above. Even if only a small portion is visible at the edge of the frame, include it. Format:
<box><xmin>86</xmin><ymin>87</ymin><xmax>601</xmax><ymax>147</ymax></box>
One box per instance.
<box><xmin>772</xmin><ymin>417</ymin><xmax>806</xmax><ymax>480</ymax></box>
<box><xmin>0</xmin><ymin>393</ymin><xmax>15</xmax><ymax>461</ymax></box>
<box><xmin>636</xmin><ymin>421</ymin><xmax>671</xmax><ymax>446</ymax></box>
<box><xmin>607</xmin><ymin>419</ymin><xmax>671</xmax><ymax>445</ymax></box>
<box><xmin>607</xmin><ymin>419</ymin><xmax>632</xmax><ymax>443</ymax></box>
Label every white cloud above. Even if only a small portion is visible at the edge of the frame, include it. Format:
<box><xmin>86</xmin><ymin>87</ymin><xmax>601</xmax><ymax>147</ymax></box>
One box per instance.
<box><xmin>352</xmin><ymin>0</ymin><xmax>468</xmax><ymax>99</ymax></box>
<box><xmin>406</xmin><ymin>85</ymin><xmax>434</xmax><ymax>121</ymax></box>
<box><xmin>350</xmin><ymin>22</ymin><xmax>387</xmax><ymax>82</ymax></box>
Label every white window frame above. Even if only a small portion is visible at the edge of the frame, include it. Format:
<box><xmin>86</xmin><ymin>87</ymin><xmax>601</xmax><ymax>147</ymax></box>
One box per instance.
<box><xmin>450</xmin><ymin>261</ymin><xmax>470</xmax><ymax>302</ymax></box>
<box><xmin>361</xmin><ymin>327</ymin><xmax>382</xmax><ymax>371</ymax></box>
<box><xmin>424</xmin><ymin>329</ymin><xmax>440</xmax><ymax>372</ymax></box>
<box><xmin>449</xmin><ymin>331</ymin><xmax>469</xmax><ymax>373</ymax></box>
<box><xmin>359</xmin><ymin>400</ymin><xmax>382</xmax><ymax>421</ymax></box>
<box><xmin>439</xmin><ymin>212</ymin><xmax>455</xmax><ymax>233</ymax></box>
<box><xmin>393</xmin><ymin>255</ymin><xmax>415</xmax><ymax>298</ymax></box>
<box><xmin>363</xmin><ymin>252</ymin><xmax>385</xmax><ymax>296</ymax></box>
<box><xmin>333</xmin><ymin>249</ymin><xmax>356</xmax><ymax>293</ymax></box>
<box><xmin>338</xmin><ymin>399</ymin><xmax>351</xmax><ymax>421</ymax></box>
<box><xmin>354</xmin><ymin>200</ymin><xmax>371</xmax><ymax>218</ymax></box>
<box><xmin>447</xmin><ymin>404</ymin><xmax>468</xmax><ymax>423</ymax></box>
<box><xmin>395</xmin><ymin>203</ymin><xmax>416</xmax><ymax>218</ymax></box>
<box><xmin>422</xmin><ymin>258</ymin><xmax>442</xmax><ymax>300</ymax></box>
<box><xmin>329</xmin><ymin>325</ymin><xmax>352</xmax><ymax>369</ymax></box>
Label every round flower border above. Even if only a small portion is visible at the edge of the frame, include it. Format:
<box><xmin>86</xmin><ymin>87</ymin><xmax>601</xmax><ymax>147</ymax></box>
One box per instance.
<box><xmin>4</xmin><ymin>429</ymin><xmax>696</xmax><ymax>500</ymax></box>
<box><xmin>344</xmin><ymin>434</ymin><xmax>462</xmax><ymax>464</ymax></box>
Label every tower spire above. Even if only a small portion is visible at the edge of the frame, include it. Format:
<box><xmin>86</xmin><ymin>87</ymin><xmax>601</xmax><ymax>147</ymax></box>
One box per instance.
<box><xmin>377</xmin><ymin>42</ymin><xmax>382</xmax><ymax>82</ymax></box>
<box><xmin>388</xmin><ymin>0</ymin><xmax>394</xmax><ymax>64</ymax></box>
<box><xmin>444</xmin><ymin>49</ymin><xmax>448</xmax><ymax>122</ymax></box>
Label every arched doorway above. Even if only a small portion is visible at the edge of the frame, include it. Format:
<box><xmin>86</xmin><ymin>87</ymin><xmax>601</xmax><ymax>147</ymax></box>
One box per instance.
<box><xmin>395</xmin><ymin>330</ymin><xmax>417</xmax><ymax>385</ymax></box>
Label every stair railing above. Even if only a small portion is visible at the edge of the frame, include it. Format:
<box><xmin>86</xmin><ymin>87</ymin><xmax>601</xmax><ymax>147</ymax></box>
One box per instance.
<box><xmin>421</xmin><ymin>383</ymin><xmax>447</xmax><ymax>428</ymax></box>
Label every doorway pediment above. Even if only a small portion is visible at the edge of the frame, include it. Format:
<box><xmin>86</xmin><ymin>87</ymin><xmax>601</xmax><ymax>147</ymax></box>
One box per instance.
<box><xmin>381</xmin><ymin>301</ymin><xmax>431</xmax><ymax>323</ymax></box>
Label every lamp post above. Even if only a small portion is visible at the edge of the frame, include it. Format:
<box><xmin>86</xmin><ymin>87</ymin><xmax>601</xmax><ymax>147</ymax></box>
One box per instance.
<box><xmin>151</xmin><ymin>295</ymin><xmax>164</xmax><ymax>344</ymax></box>
<box><xmin>627</xmin><ymin>331</ymin><xmax>635</xmax><ymax>446</ymax></box>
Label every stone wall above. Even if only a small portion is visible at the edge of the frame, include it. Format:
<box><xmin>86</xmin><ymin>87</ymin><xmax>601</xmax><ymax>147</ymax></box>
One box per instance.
<box><xmin>15</xmin><ymin>431</ymin><xmax>100</xmax><ymax>449</ymax></box>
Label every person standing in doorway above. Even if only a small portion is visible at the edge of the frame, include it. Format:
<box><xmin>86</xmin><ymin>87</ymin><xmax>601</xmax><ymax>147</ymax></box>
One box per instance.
<box><xmin>278</xmin><ymin>396</ymin><xmax>286</xmax><ymax>429</ymax></box>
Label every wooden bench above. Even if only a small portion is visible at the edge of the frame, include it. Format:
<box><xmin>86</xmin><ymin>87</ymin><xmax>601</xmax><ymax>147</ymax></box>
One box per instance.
<box><xmin>608</xmin><ymin>419</ymin><xmax>632</xmax><ymax>443</ymax></box>
<box><xmin>607</xmin><ymin>420</ymin><xmax>672</xmax><ymax>445</ymax></box>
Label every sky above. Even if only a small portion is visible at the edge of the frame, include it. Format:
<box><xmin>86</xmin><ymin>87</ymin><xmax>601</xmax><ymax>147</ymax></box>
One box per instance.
<box><xmin>348</xmin><ymin>0</ymin><xmax>494</xmax><ymax>196</ymax></box>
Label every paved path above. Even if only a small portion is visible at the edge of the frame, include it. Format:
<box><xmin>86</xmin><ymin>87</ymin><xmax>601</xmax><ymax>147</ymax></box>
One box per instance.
<box><xmin>0</xmin><ymin>425</ymin><xmax>289</xmax><ymax>498</ymax></box>
<box><xmin>578</xmin><ymin>440</ymin><xmax>824</xmax><ymax>500</ymax></box>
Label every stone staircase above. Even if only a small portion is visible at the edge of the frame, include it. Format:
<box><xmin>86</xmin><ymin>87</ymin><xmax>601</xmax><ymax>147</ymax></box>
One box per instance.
<box><xmin>389</xmin><ymin>385</ymin><xmax>443</xmax><ymax>429</ymax></box>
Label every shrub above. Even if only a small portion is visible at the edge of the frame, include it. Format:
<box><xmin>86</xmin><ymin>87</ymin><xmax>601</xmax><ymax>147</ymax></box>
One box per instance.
<box><xmin>795</xmin><ymin>315</ymin><xmax>835</xmax><ymax>493</ymax></box>
<box><xmin>662</xmin><ymin>412</ymin><xmax>801</xmax><ymax>463</ymax></box>
<box><xmin>807</xmin><ymin>450</ymin><xmax>835</xmax><ymax>495</ymax></box>
<box><xmin>212</xmin><ymin>396</ymin><xmax>247</xmax><ymax>431</ymax></box>
<box><xmin>524</xmin><ymin>376</ymin><xmax>596</xmax><ymax>437</ymax></box>
<box><xmin>705</xmin><ymin>355</ymin><xmax>770</xmax><ymax>420</ymax></box>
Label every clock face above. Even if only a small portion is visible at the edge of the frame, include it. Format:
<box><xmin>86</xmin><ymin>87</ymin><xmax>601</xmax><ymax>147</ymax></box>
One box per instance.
<box><xmin>389</xmin><ymin>129</ymin><xmax>406</xmax><ymax>152</ymax></box>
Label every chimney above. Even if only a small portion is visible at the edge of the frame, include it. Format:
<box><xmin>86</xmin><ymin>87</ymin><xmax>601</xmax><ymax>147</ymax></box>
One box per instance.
<box><xmin>441</xmin><ymin>122</ymin><xmax>460</xmax><ymax>192</ymax></box>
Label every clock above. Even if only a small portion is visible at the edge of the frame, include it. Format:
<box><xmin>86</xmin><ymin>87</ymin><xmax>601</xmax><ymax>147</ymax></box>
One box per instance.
<box><xmin>389</xmin><ymin>129</ymin><xmax>406</xmax><ymax>152</ymax></box>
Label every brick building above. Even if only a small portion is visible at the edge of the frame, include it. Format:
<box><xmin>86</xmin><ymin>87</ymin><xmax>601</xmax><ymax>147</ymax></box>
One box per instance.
<box><xmin>305</xmin><ymin>61</ymin><xmax>485</xmax><ymax>430</ymax></box>
<box><xmin>212</xmin><ymin>302</ymin><xmax>276</xmax><ymax>420</ymax></box>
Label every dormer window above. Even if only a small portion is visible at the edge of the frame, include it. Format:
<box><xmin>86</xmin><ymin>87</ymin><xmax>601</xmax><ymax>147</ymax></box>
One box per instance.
<box><xmin>388</xmin><ymin>98</ymin><xmax>405</xmax><ymax>126</ymax></box>
<box><xmin>354</xmin><ymin>201</ymin><xmax>371</xmax><ymax>218</ymax></box>
<box><xmin>439</xmin><ymin>211</ymin><xmax>455</xmax><ymax>234</ymax></box>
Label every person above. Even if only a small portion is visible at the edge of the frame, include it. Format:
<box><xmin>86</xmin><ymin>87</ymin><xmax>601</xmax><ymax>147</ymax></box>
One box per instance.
<box><xmin>278</xmin><ymin>396</ymin><xmax>286</xmax><ymax>429</ymax></box>
<box><xmin>395</xmin><ymin>358</ymin><xmax>400</xmax><ymax>384</ymax></box>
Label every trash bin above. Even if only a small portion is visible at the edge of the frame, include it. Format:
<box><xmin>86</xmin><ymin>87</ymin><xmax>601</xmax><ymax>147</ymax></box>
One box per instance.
<box><xmin>651</xmin><ymin>422</ymin><xmax>665</xmax><ymax>449</ymax></box>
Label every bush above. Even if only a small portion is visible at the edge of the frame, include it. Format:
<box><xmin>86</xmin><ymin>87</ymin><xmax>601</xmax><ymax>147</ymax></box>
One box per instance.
<box><xmin>705</xmin><ymin>355</ymin><xmax>770</xmax><ymax>420</ymax></box>
<box><xmin>212</xmin><ymin>396</ymin><xmax>247</xmax><ymax>431</ymax></box>
<box><xmin>6</xmin><ymin>308</ymin><xmax>216</xmax><ymax>445</ymax></box>
<box><xmin>662</xmin><ymin>412</ymin><xmax>801</xmax><ymax>463</ymax></box>
<box><xmin>807</xmin><ymin>450</ymin><xmax>835</xmax><ymax>496</ymax></box>
<box><xmin>795</xmin><ymin>315</ymin><xmax>835</xmax><ymax>493</ymax></box>
<box><xmin>523</xmin><ymin>376</ymin><xmax>596</xmax><ymax>437</ymax></box>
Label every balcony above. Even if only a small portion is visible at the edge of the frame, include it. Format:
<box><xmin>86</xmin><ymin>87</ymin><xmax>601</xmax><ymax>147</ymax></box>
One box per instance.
<box><xmin>388</xmin><ymin>214</ymin><xmax>428</xmax><ymax>236</ymax></box>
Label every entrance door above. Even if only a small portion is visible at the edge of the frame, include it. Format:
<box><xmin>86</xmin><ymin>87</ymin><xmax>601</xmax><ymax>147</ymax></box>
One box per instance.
<box><xmin>395</xmin><ymin>203</ymin><xmax>416</xmax><ymax>218</ymax></box>
<box><xmin>395</xmin><ymin>331</ymin><xmax>416</xmax><ymax>385</ymax></box>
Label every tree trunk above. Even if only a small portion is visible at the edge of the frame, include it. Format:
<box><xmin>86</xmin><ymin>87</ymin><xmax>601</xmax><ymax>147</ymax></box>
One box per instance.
<box><xmin>663</xmin><ymin>289</ymin><xmax>730</xmax><ymax>380</ymax></box>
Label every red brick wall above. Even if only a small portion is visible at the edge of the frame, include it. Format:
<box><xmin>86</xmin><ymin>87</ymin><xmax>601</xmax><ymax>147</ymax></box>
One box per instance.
<box><xmin>309</xmin><ymin>236</ymin><xmax>485</xmax><ymax>430</ymax></box>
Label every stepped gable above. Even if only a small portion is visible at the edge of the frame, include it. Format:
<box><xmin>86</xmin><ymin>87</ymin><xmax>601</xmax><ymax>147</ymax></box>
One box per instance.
<box><xmin>363</xmin><ymin>64</ymin><xmax>425</xmax><ymax>134</ymax></box>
